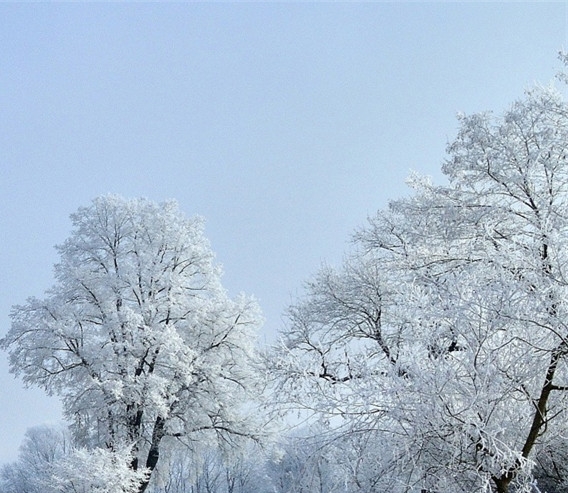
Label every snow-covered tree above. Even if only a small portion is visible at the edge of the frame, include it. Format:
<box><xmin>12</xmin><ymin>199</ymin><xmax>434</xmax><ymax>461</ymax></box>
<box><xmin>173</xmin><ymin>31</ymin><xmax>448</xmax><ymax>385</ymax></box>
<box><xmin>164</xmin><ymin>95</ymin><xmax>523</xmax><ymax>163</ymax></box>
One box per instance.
<box><xmin>271</xmin><ymin>85</ymin><xmax>568</xmax><ymax>493</ymax></box>
<box><xmin>0</xmin><ymin>425</ymin><xmax>147</xmax><ymax>493</ymax></box>
<box><xmin>1</xmin><ymin>196</ymin><xmax>264</xmax><ymax>493</ymax></box>
<box><xmin>49</xmin><ymin>446</ymin><xmax>148</xmax><ymax>493</ymax></box>
<box><xmin>145</xmin><ymin>440</ymin><xmax>273</xmax><ymax>493</ymax></box>
<box><xmin>0</xmin><ymin>425</ymin><xmax>70</xmax><ymax>493</ymax></box>
<box><xmin>263</xmin><ymin>429</ymin><xmax>346</xmax><ymax>493</ymax></box>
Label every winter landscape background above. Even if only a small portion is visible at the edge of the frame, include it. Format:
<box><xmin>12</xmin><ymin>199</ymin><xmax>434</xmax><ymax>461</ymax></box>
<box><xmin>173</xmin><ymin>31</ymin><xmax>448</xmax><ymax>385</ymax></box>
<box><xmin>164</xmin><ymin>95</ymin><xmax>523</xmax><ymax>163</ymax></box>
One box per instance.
<box><xmin>2</xmin><ymin>3</ymin><xmax>568</xmax><ymax>493</ymax></box>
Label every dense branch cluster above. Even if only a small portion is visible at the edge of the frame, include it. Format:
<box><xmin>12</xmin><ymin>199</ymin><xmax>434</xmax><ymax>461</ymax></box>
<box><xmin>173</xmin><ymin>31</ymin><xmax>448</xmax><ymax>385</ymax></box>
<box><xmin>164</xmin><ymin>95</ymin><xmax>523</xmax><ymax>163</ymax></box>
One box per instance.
<box><xmin>271</xmin><ymin>86</ymin><xmax>568</xmax><ymax>493</ymax></box>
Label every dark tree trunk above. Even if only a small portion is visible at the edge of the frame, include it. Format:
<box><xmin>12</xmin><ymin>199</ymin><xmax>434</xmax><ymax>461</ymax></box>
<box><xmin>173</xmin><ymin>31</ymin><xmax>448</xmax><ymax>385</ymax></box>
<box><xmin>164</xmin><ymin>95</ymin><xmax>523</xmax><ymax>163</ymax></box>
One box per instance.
<box><xmin>492</xmin><ymin>476</ymin><xmax>511</xmax><ymax>493</ymax></box>
<box><xmin>137</xmin><ymin>416</ymin><xmax>166</xmax><ymax>493</ymax></box>
<box><xmin>491</xmin><ymin>346</ymin><xmax>565</xmax><ymax>493</ymax></box>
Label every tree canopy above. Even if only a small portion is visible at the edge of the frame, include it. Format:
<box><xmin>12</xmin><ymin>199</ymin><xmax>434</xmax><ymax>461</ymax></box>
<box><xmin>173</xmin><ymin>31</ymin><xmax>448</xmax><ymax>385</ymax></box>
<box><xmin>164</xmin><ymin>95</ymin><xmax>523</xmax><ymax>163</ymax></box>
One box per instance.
<box><xmin>271</xmin><ymin>85</ymin><xmax>568</xmax><ymax>493</ymax></box>
<box><xmin>2</xmin><ymin>196</ymin><xmax>263</xmax><ymax>493</ymax></box>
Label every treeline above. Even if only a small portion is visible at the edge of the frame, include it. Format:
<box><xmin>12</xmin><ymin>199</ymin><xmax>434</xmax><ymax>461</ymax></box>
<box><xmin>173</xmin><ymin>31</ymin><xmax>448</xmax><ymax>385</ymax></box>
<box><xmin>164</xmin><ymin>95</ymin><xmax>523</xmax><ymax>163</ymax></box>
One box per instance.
<box><xmin>2</xmin><ymin>423</ymin><xmax>568</xmax><ymax>493</ymax></box>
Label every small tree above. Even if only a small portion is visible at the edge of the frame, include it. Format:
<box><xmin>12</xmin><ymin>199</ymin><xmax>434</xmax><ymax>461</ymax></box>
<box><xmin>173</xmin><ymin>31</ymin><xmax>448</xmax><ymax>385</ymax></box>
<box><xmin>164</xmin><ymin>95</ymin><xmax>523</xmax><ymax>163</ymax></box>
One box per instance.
<box><xmin>49</xmin><ymin>447</ymin><xmax>148</xmax><ymax>493</ymax></box>
<box><xmin>2</xmin><ymin>196</ymin><xmax>263</xmax><ymax>493</ymax></box>
<box><xmin>0</xmin><ymin>425</ymin><xmax>70</xmax><ymax>493</ymax></box>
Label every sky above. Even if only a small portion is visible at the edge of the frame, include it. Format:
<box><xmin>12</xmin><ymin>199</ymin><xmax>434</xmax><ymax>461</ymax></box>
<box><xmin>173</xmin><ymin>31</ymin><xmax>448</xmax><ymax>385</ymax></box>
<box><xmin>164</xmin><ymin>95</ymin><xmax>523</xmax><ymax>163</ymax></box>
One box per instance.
<box><xmin>0</xmin><ymin>2</ymin><xmax>566</xmax><ymax>464</ymax></box>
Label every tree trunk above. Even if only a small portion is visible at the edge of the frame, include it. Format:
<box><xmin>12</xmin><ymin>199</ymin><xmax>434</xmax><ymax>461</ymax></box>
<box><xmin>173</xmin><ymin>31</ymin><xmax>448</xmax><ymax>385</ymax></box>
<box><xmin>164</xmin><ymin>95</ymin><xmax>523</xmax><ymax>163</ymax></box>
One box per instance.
<box><xmin>491</xmin><ymin>346</ymin><xmax>564</xmax><ymax>493</ymax></box>
<box><xmin>137</xmin><ymin>416</ymin><xmax>166</xmax><ymax>493</ymax></box>
<box><xmin>492</xmin><ymin>476</ymin><xmax>511</xmax><ymax>493</ymax></box>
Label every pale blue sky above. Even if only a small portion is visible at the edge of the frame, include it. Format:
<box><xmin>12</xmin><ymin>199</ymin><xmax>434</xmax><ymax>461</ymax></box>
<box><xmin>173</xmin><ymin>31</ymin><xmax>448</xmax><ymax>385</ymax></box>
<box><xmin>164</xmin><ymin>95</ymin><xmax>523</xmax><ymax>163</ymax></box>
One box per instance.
<box><xmin>0</xmin><ymin>2</ymin><xmax>566</xmax><ymax>463</ymax></box>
